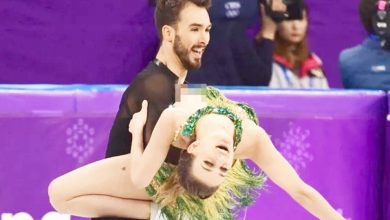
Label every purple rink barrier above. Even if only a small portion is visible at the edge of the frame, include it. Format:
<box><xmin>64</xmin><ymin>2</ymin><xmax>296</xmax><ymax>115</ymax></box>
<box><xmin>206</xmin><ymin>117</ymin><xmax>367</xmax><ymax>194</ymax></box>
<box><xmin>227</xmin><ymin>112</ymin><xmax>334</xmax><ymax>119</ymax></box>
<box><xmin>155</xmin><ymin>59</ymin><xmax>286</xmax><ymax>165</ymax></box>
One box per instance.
<box><xmin>0</xmin><ymin>85</ymin><xmax>124</xmax><ymax>220</ymax></box>
<box><xmin>385</xmin><ymin>92</ymin><xmax>390</xmax><ymax>220</ymax></box>
<box><xmin>0</xmin><ymin>85</ymin><xmax>387</xmax><ymax>220</ymax></box>
<box><xmin>225</xmin><ymin>90</ymin><xmax>387</xmax><ymax>220</ymax></box>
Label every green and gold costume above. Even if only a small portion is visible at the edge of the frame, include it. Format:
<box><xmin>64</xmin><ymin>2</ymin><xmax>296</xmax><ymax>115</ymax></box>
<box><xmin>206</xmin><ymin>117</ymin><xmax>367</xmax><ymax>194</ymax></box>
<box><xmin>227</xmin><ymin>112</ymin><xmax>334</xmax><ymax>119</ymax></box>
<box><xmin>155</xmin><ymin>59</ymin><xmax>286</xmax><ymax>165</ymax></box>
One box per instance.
<box><xmin>145</xmin><ymin>86</ymin><xmax>266</xmax><ymax>220</ymax></box>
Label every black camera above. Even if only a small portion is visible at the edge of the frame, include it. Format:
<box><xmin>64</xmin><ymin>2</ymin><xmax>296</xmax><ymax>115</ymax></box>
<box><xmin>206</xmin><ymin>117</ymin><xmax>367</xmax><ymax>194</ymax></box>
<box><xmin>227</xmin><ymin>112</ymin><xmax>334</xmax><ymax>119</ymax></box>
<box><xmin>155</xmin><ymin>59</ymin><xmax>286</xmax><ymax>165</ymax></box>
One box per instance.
<box><xmin>261</xmin><ymin>0</ymin><xmax>304</xmax><ymax>23</ymax></box>
<box><xmin>372</xmin><ymin>0</ymin><xmax>390</xmax><ymax>50</ymax></box>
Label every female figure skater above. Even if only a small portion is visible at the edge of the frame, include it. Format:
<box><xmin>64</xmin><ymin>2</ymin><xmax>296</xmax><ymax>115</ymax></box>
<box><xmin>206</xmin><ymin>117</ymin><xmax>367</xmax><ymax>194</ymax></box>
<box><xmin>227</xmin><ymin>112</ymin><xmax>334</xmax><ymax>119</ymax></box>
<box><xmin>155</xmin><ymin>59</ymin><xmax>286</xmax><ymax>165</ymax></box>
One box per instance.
<box><xmin>49</xmin><ymin>86</ymin><xmax>344</xmax><ymax>220</ymax></box>
<box><xmin>270</xmin><ymin>2</ymin><xmax>329</xmax><ymax>89</ymax></box>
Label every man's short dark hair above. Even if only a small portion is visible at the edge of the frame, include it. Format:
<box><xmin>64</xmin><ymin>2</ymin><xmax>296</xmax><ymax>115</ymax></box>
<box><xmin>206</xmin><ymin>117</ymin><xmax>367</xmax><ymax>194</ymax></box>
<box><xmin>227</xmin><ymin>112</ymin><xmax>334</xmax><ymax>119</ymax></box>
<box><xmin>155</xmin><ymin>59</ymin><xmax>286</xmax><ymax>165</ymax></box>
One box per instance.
<box><xmin>359</xmin><ymin>0</ymin><xmax>378</xmax><ymax>33</ymax></box>
<box><xmin>154</xmin><ymin>0</ymin><xmax>211</xmax><ymax>39</ymax></box>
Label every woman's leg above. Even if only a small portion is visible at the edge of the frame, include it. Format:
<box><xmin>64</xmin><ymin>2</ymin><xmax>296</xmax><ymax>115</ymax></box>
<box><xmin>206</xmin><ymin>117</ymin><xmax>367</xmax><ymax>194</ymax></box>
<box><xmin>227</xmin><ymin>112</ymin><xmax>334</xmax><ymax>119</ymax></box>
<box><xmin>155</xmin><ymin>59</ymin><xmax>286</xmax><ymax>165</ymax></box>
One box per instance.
<box><xmin>48</xmin><ymin>154</ymin><xmax>151</xmax><ymax>219</ymax></box>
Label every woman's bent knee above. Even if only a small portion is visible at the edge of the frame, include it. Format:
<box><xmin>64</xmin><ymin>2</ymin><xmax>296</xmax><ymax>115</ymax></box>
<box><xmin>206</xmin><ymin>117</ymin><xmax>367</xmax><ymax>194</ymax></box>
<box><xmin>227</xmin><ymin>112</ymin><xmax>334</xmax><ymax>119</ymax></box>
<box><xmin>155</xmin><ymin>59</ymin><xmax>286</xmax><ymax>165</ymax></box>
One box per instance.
<box><xmin>48</xmin><ymin>178</ymin><xmax>68</xmax><ymax>213</ymax></box>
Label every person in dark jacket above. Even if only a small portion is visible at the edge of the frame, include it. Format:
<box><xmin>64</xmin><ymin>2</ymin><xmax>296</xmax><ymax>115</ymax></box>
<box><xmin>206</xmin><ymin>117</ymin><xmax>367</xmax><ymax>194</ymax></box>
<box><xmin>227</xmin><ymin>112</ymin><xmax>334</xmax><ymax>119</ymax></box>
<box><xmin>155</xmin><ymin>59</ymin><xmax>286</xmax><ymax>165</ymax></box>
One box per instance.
<box><xmin>187</xmin><ymin>0</ymin><xmax>284</xmax><ymax>85</ymax></box>
<box><xmin>339</xmin><ymin>0</ymin><xmax>390</xmax><ymax>90</ymax></box>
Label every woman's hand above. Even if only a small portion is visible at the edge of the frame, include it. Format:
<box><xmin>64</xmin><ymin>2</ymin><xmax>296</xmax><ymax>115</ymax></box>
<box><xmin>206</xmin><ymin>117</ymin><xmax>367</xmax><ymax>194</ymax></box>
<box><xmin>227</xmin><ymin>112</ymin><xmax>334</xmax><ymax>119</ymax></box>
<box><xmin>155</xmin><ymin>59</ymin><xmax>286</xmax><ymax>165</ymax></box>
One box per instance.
<box><xmin>128</xmin><ymin>100</ymin><xmax>148</xmax><ymax>135</ymax></box>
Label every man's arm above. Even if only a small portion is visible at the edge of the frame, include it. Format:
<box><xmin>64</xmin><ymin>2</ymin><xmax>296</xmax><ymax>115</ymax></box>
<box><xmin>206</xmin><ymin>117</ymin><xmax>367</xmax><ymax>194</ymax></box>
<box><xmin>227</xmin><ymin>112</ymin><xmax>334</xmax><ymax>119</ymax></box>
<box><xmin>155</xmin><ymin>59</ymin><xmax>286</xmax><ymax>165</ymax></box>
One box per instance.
<box><xmin>105</xmin><ymin>73</ymin><xmax>174</xmax><ymax>158</ymax></box>
<box><xmin>230</xmin><ymin>4</ymin><xmax>277</xmax><ymax>86</ymax></box>
<box><xmin>105</xmin><ymin>87</ymin><xmax>136</xmax><ymax>158</ymax></box>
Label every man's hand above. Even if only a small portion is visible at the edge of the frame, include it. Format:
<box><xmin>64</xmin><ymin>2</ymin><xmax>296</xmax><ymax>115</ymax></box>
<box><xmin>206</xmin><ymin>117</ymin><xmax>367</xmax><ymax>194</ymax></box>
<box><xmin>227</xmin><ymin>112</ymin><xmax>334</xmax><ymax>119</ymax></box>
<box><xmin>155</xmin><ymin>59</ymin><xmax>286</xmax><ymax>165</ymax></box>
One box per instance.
<box><xmin>257</xmin><ymin>0</ymin><xmax>287</xmax><ymax>41</ymax></box>
<box><xmin>272</xmin><ymin>0</ymin><xmax>287</xmax><ymax>12</ymax></box>
<box><xmin>258</xmin><ymin>4</ymin><xmax>277</xmax><ymax>40</ymax></box>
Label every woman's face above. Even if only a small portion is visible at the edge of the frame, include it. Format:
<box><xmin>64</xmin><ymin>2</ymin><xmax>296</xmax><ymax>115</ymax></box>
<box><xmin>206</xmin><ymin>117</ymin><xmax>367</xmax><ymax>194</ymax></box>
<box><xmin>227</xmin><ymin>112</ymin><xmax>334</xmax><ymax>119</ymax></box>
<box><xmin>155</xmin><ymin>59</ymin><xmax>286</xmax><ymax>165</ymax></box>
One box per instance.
<box><xmin>277</xmin><ymin>10</ymin><xmax>308</xmax><ymax>44</ymax></box>
<box><xmin>188</xmin><ymin>132</ymin><xmax>235</xmax><ymax>187</ymax></box>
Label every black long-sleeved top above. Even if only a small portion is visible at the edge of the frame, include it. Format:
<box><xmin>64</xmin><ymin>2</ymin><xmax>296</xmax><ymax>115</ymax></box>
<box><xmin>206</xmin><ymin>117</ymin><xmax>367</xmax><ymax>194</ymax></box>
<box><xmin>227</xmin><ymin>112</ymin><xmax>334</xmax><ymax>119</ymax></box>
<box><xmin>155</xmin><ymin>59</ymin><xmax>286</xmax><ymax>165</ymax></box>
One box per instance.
<box><xmin>105</xmin><ymin>60</ymin><xmax>181</xmax><ymax>164</ymax></box>
<box><xmin>95</xmin><ymin>60</ymin><xmax>179</xmax><ymax>220</ymax></box>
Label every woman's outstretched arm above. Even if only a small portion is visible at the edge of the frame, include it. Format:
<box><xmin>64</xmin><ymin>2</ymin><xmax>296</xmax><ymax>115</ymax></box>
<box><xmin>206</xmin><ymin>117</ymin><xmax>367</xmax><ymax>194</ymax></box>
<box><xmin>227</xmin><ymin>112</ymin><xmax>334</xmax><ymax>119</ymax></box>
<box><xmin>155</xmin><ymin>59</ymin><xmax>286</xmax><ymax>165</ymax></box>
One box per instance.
<box><xmin>128</xmin><ymin>101</ymin><xmax>176</xmax><ymax>187</ymax></box>
<box><xmin>240</xmin><ymin>120</ymin><xmax>345</xmax><ymax>220</ymax></box>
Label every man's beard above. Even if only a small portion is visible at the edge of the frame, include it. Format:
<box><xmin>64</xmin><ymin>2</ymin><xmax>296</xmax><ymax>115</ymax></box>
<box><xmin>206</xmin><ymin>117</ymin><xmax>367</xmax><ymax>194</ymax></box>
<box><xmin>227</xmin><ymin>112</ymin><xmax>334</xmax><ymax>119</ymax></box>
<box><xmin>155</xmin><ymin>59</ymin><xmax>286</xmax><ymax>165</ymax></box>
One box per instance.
<box><xmin>173</xmin><ymin>34</ymin><xmax>202</xmax><ymax>70</ymax></box>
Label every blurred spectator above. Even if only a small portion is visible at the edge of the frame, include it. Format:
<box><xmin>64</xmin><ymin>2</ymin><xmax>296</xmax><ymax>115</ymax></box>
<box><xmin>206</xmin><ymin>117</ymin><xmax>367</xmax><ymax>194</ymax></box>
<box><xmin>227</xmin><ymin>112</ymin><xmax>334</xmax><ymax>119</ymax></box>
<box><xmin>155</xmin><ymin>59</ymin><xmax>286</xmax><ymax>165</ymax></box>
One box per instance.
<box><xmin>270</xmin><ymin>3</ymin><xmax>329</xmax><ymax>89</ymax></box>
<box><xmin>269</xmin><ymin>4</ymin><xmax>329</xmax><ymax>89</ymax></box>
<box><xmin>186</xmin><ymin>0</ymin><xmax>284</xmax><ymax>85</ymax></box>
<box><xmin>339</xmin><ymin>0</ymin><xmax>390</xmax><ymax>90</ymax></box>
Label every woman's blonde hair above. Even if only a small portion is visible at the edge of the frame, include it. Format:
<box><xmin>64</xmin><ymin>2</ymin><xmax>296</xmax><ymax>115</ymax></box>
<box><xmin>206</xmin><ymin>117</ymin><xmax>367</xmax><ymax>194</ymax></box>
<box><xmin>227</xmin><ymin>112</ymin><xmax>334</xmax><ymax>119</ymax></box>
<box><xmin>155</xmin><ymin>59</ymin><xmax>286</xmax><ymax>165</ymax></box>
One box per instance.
<box><xmin>155</xmin><ymin>150</ymin><xmax>218</xmax><ymax>207</ymax></box>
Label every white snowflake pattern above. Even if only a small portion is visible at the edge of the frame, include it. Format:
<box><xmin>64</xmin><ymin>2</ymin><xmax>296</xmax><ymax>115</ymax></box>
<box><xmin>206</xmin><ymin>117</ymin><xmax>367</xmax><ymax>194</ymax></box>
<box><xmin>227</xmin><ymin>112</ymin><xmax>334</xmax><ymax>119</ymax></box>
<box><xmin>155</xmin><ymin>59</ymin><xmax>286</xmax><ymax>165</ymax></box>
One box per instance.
<box><xmin>66</xmin><ymin>118</ymin><xmax>95</xmax><ymax>164</ymax></box>
<box><xmin>274</xmin><ymin>122</ymin><xmax>313</xmax><ymax>171</ymax></box>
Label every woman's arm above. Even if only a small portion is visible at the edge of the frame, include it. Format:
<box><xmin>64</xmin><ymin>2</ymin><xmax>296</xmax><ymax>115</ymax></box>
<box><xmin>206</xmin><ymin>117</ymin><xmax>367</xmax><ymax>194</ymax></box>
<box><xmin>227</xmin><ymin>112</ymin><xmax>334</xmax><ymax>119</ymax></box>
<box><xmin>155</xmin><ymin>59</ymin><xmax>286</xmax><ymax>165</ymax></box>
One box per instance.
<box><xmin>128</xmin><ymin>101</ymin><xmax>176</xmax><ymax>188</ymax></box>
<box><xmin>242</xmin><ymin>121</ymin><xmax>344</xmax><ymax>220</ymax></box>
